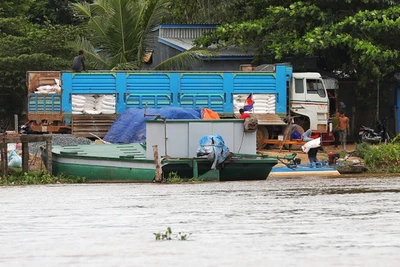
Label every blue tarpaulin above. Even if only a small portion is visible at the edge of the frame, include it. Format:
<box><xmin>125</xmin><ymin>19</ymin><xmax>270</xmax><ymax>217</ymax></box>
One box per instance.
<box><xmin>104</xmin><ymin>107</ymin><xmax>201</xmax><ymax>144</ymax></box>
<box><xmin>196</xmin><ymin>134</ymin><xmax>230</xmax><ymax>168</ymax></box>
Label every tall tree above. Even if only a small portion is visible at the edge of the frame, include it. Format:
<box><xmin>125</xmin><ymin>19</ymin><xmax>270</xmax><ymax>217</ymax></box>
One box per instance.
<box><xmin>194</xmin><ymin>1</ymin><xmax>400</xmax><ymax>115</ymax></box>
<box><xmin>0</xmin><ymin>0</ymin><xmax>34</xmax><ymax>18</ymax></box>
<box><xmin>73</xmin><ymin>0</ymin><xmax>212</xmax><ymax>70</ymax></box>
<box><xmin>28</xmin><ymin>0</ymin><xmax>90</xmax><ymax>25</ymax></box>
<box><xmin>0</xmin><ymin>17</ymin><xmax>82</xmax><ymax>120</ymax></box>
<box><xmin>72</xmin><ymin>0</ymin><xmax>171</xmax><ymax>69</ymax></box>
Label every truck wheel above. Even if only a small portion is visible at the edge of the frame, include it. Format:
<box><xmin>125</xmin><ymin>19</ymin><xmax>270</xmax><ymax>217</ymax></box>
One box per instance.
<box><xmin>256</xmin><ymin>127</ymin><xmax>269</xmax><ymax>149</ymax></box>
<box><xmin>283</xmin><ymin>124</ymin><xmax>304</xmax><ymax>150</ymax></box>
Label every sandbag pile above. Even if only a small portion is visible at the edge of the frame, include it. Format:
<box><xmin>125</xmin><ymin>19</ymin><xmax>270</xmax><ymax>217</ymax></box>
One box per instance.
<box><xmin>34</xmin><ymin>79</ymin><xmax>61</xmax><ymax>94</ymax></box>
<box><xmin>72</xmin><ymin>94</ymin><xmax>116</xmax><ymax>115</ymax></box>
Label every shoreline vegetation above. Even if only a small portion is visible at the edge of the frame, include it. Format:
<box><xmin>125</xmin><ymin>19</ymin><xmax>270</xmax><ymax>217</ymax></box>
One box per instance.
<box><xmin>0</xmin><ymin>170</ymin><xmax>86</xmax><ymax>186</ymax></box>
<box><xmin>1</xmin><ymin>141</ymin><xmax>400</xmax><ymax>185</ymax></box>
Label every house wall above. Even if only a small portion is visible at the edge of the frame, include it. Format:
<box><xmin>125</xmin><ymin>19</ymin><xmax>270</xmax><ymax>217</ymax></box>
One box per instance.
<box><xmin>337</xmin><ymin>79</ymin><xmax>398</xmax><ymax>139</ymax></box>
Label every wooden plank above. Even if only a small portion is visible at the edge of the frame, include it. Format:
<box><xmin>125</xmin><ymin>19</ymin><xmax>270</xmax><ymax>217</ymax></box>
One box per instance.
<box><xmin>259</xmin><ymin>139</ymin><xmax>306</xmax><ymax>152</ymax></box>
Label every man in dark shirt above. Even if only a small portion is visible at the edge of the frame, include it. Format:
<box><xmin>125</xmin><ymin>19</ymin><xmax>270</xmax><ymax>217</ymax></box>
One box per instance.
<box><xmin>72</xmin><ymin>50</ymin><xmax>87</xmax><ymax>72</ymax></box>
<box><xmin>290</xmin><ymin>127</ymin><xmax>302</xmax><ymax>140</ymax></box>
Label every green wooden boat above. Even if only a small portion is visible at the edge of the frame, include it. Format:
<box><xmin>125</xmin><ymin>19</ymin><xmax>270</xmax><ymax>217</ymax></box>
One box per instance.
<box><xmin>41</xmin><ymin>144</ymin><xmax>278</xmax><ymax>182</ymax></box>
<box><xmin>41</xmin><ymin>143</ymin><xmax>156</xmax><ymax>182</ymax></box>
<box><xmin>162</xmin><ymin>154</ymin><xmax>278</xmax><ymax>181</ymax></box>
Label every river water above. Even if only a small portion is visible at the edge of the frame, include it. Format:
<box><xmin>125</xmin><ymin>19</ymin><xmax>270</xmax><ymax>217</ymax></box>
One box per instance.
<box><xmin>1</xmin><ymin>176</ymin><xmax>400</xmax><ymax>267</ymax></box>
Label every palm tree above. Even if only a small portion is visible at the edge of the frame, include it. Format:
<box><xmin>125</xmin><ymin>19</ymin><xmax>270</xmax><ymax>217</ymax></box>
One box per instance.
<box><xmin>73</xmin><ymin>0</ymin><xmax>212</xmax><ymax>70</ymax></box>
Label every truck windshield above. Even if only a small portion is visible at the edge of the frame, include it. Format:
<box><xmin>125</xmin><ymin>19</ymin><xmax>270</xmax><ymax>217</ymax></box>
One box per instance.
<box><xmin>306</xmin><ymin>79</ymin><xmax>326</xmax><ymax>98</ymax></box>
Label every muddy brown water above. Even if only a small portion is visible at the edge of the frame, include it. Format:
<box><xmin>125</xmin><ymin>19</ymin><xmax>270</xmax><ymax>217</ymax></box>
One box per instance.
<box><xmin>1</xmin><ymin>176</ymin><xmax>400</xmax><ymax>267</ymax></box>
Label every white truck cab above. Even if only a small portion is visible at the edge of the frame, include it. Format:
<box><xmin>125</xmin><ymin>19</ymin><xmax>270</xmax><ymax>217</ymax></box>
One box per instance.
<box><xmin>290</xmin><ymin>72</ymin><xmax>329</xmax><ymax>133</ymax></box>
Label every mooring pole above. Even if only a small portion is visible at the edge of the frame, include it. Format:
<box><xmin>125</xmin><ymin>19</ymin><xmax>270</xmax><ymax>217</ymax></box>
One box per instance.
<box><xmin>14</xmin><ymin>114</ymin><xmax>18</xmax><ymax>133</ymax></box>
<box><xmin>1</xmin><ymin>136</ymin><xmax>8</xmax><ymax>179</ymax></box>
<box><xmin>45</xmin><ymin>135</ymin><xmax>52</xmax><ymax>175</ymax></box>
<box><xmin>153</xmin><ymin>145</ymin><xmax>162</xmax><ymax>182</ymax></box>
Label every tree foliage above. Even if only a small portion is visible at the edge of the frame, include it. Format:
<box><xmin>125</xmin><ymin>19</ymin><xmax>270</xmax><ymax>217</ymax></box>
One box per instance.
<box><xmin>0</xmin><ymin>0</ymin><xmax>34</xmax><ymax>18</ymax></box>
<box><xmin>72</xmin><ymin>0</ymin><xmax>171</xmax><ymax>69</ymax></box>
<box><xmin>195</xmin><ymin>1</ymin><xmax>400</xmax><ymax>80</ymax></box>
<box><xmin>28</xmin><ymin>0</ymin><xmax>90</xmax><ymax>25</ymax></box>
<box><xmin>72</xmin><ymin>0</ymin><xmax>211</xmax><ymax>70</ymax></box>
<box><xmin>0</xmin><ymin>17</ymin><xmax>82</xmax><ymax>117</ymax></box>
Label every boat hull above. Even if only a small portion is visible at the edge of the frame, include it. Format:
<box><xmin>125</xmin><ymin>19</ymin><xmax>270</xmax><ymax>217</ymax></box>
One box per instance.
<box><xmin>162</xmin><ymin>156</ymin><xmax>277</xmax><ymax>181</ymax></box>
<box><xmin>42</xmin><ymin>145</ymin><xmax>278</xmax><ymax>183</ymax></box>
<box><xmin>45</xmin><ymin>153</ymin><xmax>157</xmax><ymax>182</ymax></box>
<box><xmin>270</xmin><ymin>164</ymin><xmax>340</xmax><ymax>177</ymax></box>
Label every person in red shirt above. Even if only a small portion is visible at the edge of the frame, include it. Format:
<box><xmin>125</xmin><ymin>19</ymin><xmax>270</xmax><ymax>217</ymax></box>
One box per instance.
<box><xmin>239</xmin><ymin>108</ymin><xmax>250</xmax><ymax>119</ymax></box>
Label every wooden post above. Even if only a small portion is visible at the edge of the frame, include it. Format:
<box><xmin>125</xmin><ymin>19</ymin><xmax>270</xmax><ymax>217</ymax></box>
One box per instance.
<box><xmin>153</xmin><ymin>145</ymin><xmax>162</xmax><ymax>182</ymax></box>
<box><xmin>14</xmin><ymin>114</ymin><xmax>18</xmax><ymax>133</ymax></box>
<box><xmin>22</xmin><ymin>142</ymin><xmax>29</xmax><ymax>173</ymax></box>
<box><xmin>45</xmin><ymin>136</ymin><xmax>52</xmax><ymax>175</ymax></box>
<box><xmin>1</xmin><ymin>136</ymin><xmax>8</xmax><ymax>179</ymax></box>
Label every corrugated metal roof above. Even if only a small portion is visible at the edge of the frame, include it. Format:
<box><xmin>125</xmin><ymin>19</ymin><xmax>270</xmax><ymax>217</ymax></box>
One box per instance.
<box><xmin>158</xmin><ymin>37</ymin><xmax>254</xmax><ymax>58</ymax></box>
<box><xmin>152</xmin><ymin>24</ymin><xmax>218</xmax><ymax>31</ymax></box>
<box><xmin>154</xmin><ymin>24</ymin><xmax>254</xmax><ymax>58</ymax></box>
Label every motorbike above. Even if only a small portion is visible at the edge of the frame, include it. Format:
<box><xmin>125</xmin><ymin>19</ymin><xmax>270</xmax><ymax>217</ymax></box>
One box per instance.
<box><xmin>358</xmin><ymin>120</ymin><xmax>390</xmax><ymax>144</ymax></box>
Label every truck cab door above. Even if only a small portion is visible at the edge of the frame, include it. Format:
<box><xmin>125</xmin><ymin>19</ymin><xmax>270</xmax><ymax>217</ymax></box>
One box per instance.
<box><xmin>289</xmin><ymin>78</ymin><xmax>306</xmax><ymax>110</ymax></box>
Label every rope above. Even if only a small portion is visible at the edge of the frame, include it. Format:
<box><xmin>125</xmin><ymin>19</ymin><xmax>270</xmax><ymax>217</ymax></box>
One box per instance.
<box><xmin>237</xmin><ymin>129</ymin><xmax>246</xmax><ymax>153</ymax></box>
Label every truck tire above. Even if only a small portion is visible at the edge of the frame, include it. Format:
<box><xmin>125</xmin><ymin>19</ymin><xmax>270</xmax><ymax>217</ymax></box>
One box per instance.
<box><xmin>256</xmin><ymin>126</ymin><xmax>269</xmax><ymax>149</ymax></box>
<box><xmin>283</xmin><ymin>124</ymin><xmax>304</xmax><ymax>150</ymax></box>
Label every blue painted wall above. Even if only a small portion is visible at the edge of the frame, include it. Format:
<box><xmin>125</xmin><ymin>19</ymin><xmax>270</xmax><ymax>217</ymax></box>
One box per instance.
<box><xmin>56</xmin><ymin>67</ymin><xmax>293</xmax><ymax>116</ymax></box>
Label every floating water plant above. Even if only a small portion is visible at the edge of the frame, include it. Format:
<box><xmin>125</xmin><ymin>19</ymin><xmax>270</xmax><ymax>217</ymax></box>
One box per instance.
<box><xmin>154</xmin><ymin>227</ymin><xmax>191</xmax><ymax>241</ymax></box>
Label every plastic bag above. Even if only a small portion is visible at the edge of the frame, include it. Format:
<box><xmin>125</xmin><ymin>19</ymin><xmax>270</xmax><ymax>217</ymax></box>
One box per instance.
<box><xmin>196</xmin><ymin>134</ymin><xmax>230</xmax><ymax>169</ymax></box>
<box><xmin>8</xmin><ymin>150</ymin><xmax>22</xmax><ymax>167</ymax></box>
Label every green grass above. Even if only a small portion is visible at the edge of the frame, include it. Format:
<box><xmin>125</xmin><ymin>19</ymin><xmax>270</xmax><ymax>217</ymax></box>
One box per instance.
<box><xmin>163</xmin><ymin>171</ymin><xmax>203</xmax><ymax>183</ymax></box>
<box><xmin>0</xmin><ymin>170</ymin><xmax>86</xmax><ymax>185</ymax></box>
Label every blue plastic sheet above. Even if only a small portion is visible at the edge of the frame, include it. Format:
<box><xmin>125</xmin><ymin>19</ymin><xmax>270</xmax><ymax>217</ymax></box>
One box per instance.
<box><xmin>104</xmin><ymin>107</ymin><xmax>201</xmax><ymax>144</ymax></box>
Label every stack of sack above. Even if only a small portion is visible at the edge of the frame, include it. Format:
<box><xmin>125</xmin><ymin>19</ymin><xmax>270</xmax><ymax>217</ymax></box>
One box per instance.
<box><xmin>96</xmin><ymin>95</ymin><xmax>116</xmax><ymax>114</ymax></box>
<box><xmin>71</xmin><ymin>94</ymin><xmax>116</xmax><ymax>115</ymax></box>
<box><xmin>35</xmin><ymin>79</ymin><xmax>62</xmax><ymax>94</ymax></box>
<box><xmin>233</xmin><ymin>94</ymin><xmax>276</xmax><ymax>114</ymax></box>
